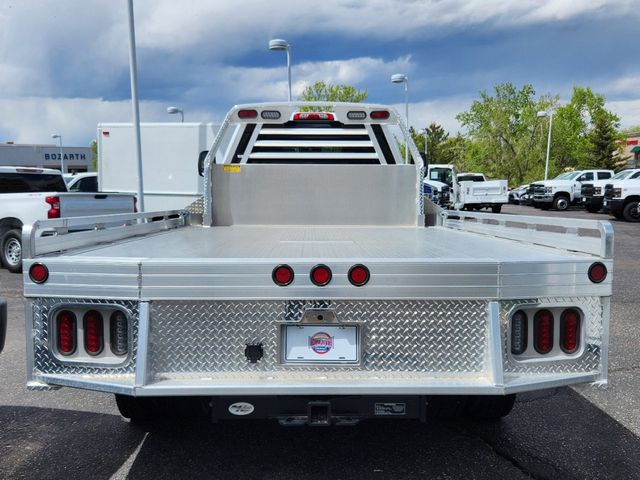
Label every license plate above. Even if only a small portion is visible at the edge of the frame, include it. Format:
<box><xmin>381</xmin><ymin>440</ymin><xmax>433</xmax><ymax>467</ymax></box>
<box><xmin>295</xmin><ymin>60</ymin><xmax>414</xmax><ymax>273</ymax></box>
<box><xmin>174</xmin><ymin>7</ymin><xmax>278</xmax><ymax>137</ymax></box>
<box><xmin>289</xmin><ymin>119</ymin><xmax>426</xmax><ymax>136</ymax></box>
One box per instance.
<box><xmin>283</xmin><ymin>325</ymin><xmax>359</xmax><ymax>364</ymax></box>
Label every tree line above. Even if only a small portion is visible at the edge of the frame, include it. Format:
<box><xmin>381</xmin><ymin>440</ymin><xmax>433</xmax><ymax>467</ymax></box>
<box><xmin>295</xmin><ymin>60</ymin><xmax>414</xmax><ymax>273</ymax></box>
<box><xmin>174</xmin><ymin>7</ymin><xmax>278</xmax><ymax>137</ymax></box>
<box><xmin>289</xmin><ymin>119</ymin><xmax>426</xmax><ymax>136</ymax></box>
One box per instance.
<box><xmin>301</xmin><ymin>81</ymin><xmax>631</xmax><ymax>185</ymax></box>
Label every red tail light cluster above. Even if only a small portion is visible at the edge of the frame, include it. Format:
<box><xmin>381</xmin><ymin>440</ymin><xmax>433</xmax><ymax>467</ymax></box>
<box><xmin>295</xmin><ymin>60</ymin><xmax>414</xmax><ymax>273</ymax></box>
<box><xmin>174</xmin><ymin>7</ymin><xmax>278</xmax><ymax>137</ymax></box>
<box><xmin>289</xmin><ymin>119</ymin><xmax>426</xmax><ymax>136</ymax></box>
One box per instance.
<box><xmin>272</xmin><ymin>264</ymin><xmax>370</xmax><ymax>287</ymax></box>
<box><xmin>83</xmin><ymin>310</ymin><xmax>104</xmax><ymax>356</ymax></box>
<box><xmin>511</xmin><ymin>307</ymin><xmax>582</xmax><ymax>357</ymax></box>
<box><xmin>57</xmin><ymin>310</ymin><xmax>76</xmax><ymax>356</ymax></box>
<box><xmin>45</xmin><ymin>196</ymin><xmax>61</xmax><ymax>219</ymax></box>
<box><xmin>54</xmin><ymin>308</ymin><xmax>129</xmax><ymax>360</ymax></box>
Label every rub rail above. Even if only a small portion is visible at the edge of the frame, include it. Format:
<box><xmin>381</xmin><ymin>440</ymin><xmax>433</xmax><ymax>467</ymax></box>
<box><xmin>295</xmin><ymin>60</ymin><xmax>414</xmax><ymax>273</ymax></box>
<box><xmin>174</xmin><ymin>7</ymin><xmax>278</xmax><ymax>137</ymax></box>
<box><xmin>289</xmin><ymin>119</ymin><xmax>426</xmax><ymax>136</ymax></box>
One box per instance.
<box><xmin>22</xmin><ymin>210</ymin><xmax>190</xmax><ymax>259</ymax></box>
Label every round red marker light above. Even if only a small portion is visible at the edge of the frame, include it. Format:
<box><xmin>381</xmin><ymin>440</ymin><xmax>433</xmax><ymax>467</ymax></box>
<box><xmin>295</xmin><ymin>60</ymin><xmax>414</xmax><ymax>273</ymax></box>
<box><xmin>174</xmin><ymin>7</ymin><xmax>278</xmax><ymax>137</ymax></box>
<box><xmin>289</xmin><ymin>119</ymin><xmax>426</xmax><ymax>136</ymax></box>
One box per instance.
<box><xmin>588</xmin><ymin>262</ymin><xmax>607</xmax><ymax>283</ymax></box>
<box><xmin>348</xmin><ymin>264</ymin><xmax>370</xmax><ymax>287</ymax></box>
<box><xmin>310</xmin><ymin>265</ymin><xmax>332</xmax><ymax>286</ymax></box>
<box><xmin>272</xmin><ymin>265</ymin><xmax>294</xmax><ymax>286</ymax></box>
<box><xmin>29</xmin><ymin>263</ymin><xmax>49</xmax><ymax>284</ymax></box>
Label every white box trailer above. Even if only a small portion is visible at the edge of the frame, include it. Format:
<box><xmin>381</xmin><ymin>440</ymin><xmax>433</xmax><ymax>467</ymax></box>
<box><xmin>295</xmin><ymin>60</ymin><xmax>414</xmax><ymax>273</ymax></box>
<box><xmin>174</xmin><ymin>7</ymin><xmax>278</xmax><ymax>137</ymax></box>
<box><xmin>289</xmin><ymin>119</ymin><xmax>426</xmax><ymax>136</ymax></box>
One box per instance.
<box><xmin>97</xmin><ymin>123</ymin><xmax>219</xmax><ymax>211</ymax></box>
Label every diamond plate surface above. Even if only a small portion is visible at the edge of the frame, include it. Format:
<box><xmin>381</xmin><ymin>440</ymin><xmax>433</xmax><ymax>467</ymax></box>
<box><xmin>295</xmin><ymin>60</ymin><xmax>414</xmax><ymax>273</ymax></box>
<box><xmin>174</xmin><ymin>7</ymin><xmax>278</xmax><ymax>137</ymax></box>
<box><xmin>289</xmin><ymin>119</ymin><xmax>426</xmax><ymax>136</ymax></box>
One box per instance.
<box><xmin>32</xmin><ymin>298</ymin><xmax>138</xmax><ymax>376</ymax></box>
<box><xmin>500</xmin><ymin>297</ymin><xmax>603</xmax><ymax>375</ymax></box>
<box><xmin>149</xmin><ymin>300</ymin><xmax>488</xmax><ymax>378</ymax></box>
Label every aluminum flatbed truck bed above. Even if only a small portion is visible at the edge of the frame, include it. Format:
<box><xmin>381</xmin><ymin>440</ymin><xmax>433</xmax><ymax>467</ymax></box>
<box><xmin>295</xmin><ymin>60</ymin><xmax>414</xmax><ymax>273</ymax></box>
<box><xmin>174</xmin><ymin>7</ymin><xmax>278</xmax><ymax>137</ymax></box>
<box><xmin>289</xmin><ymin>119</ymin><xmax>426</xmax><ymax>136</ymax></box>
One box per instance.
<box><xmin>22</xmin><ymin>102</ymin><xmax>613</xmax><ymax>425</ymax></box>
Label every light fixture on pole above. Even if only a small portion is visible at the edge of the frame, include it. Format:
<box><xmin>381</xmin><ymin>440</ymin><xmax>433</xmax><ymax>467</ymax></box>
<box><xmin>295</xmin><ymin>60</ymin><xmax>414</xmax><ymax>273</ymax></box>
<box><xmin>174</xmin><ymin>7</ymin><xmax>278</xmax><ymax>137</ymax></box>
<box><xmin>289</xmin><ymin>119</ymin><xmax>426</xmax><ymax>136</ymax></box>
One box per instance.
<box><xmin>537</xmin><ymin>110</ymin><xmax>554</xmax><ymax>180</ymax></box>
<box><xmin>391</xmin><ymin>73</ymin><xmax>409</xmax><ymax>164</ymax></box>
<box><xmin>167</xmin><ymin>106</ymin><xmax>184</xmax><ymax>122</ymax></box>
<box><xmin>269</xmin><ymin>38</ymin><xmax>292</xmax><ymax>102</ymax></box>
<box><xmin>51</xmin><ymin>134</ymin><xmax>64</xmax><ymax>173</ymax></box>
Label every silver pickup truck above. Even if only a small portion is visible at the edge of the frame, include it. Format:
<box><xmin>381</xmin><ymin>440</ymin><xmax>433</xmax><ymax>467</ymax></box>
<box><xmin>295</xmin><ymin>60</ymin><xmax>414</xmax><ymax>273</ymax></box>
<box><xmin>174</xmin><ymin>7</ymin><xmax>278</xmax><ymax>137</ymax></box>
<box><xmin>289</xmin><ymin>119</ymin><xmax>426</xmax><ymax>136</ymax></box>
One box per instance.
<box><xmin>22</xmin><ymin>103</ymin><xmax>613</xmax><ymax>425</ymax></box>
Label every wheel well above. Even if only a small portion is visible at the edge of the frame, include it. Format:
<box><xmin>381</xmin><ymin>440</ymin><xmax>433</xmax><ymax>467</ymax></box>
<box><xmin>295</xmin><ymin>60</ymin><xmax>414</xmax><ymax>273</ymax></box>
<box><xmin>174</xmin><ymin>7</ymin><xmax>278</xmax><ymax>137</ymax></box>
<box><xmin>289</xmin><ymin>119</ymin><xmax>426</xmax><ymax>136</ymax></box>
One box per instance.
<box><xmin>0</xmin><ymin>218</ymin><xmax>23</xmax><ymax>238</ymax></box>
<box><xmin>554</xmin><ymin>192</ymin><xmax>570</xmax><ymax>199</ymax></box>
<box><xmin>624</xmin><ymin>196</ymin><xmax>640</xmax><ymax>205</ymax></box>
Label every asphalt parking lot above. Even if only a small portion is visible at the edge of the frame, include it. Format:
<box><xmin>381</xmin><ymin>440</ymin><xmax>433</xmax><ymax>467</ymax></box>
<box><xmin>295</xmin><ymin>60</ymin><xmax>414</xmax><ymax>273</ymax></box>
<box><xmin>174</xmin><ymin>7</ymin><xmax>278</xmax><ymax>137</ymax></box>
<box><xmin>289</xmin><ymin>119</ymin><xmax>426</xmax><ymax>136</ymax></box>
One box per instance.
<box><xmin>1</xmin><ymin>204</ymin><xmax>638</xmax><ymax>479</ymax></box>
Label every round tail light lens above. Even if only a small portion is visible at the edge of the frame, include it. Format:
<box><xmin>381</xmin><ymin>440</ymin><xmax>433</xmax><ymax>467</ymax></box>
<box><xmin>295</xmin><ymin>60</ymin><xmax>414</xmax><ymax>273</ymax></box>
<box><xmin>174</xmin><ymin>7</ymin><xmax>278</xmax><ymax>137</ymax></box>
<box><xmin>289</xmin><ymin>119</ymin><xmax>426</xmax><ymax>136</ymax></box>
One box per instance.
<box><xmin>310</xmin><ymin>265</ymin><xmax>332</xmax><ymax>286</ymax></box>
<box><xmin>272</xmin><ymin>265</ymin><xmax>294</xmax><ymax>286</ymax></box>
<box><xmin>29</xmin><ymin>263</ymin><xmax>49</xmax><ymax>284</ymax></box>
<box><xmin>588</xmin><ymin>262</ymin><xmax>607</xmax><ymax>283</ymax></box>
<box><xmin>83</xmin><ymin>310</ymin><xmax>104</xmax><ymax>356</ymax></box>
<box><xmin>534</xmin><ymin>309</ymin><xmax>554</xmax><ymax>354</ymax></box>
<box><xmin>560</xmin><ymin>309</ymin><xmax>580</xmax><ymax>354</ymax></box>
<box><xmin>348</xmin><ymin>264</ymin><xmax>370</xmax><ymax>287</ymax></box>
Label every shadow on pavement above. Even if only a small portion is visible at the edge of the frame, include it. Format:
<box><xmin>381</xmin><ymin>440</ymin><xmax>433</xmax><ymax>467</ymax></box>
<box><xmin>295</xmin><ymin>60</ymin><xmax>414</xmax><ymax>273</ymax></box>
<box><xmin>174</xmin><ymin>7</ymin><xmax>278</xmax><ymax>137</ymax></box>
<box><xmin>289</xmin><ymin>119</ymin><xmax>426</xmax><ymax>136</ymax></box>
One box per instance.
<box><xmin>1</xmin><ymin>388</ymin><xmax>639</xmax><ymax>480</ymax></box>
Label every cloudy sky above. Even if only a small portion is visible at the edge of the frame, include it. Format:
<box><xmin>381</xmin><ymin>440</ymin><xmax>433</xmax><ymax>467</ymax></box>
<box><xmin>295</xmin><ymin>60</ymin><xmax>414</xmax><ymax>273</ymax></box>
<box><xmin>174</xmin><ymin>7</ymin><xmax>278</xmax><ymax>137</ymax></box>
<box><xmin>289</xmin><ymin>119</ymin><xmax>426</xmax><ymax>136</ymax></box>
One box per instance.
<box><xmin>1</xmin><ymin>0</ymin><xmax>639</xmax><ymax>146</ymax></box>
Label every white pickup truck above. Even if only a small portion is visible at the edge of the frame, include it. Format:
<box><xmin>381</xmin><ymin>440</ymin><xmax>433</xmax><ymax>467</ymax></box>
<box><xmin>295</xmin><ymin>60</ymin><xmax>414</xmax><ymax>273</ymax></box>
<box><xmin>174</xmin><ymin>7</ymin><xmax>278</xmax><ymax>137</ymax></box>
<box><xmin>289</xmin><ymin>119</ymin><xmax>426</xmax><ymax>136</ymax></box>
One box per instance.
<box><xmin>22</xmin><ymin>103</ymin><xmax>613</xmax><ymax>426</ymax></box>
<box><xmin>530</xmin><ymin>169</ymin><xmax>614</xmax><ymax>211</ymax></box>
<box><xmin>603</xmin><ymin>173</ymin><xmax>640</xmax><ymax>222</ymax></box>
<box><xmin>425</xmin><ymin>166</ymin><xmax>508</xmax><ymax>212</ymax></box>
<box><xmin>0</xmin><ymin>167</ymin><xmax>135</xmax><ymax>272</ymax></box>
<box><xmin>581</xmin><ymin>169</ymin><xmax>640</xmax><ymax>214</ymax></box>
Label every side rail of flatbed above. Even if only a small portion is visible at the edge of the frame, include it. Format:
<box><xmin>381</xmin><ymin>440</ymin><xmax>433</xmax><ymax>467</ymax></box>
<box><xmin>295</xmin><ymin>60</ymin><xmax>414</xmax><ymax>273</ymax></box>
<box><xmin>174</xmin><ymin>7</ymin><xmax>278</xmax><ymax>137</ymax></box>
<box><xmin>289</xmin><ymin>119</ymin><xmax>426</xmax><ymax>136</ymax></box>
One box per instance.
<box><xmin>22</xmin><ymin>210</ymin><xmax>189</xmax><ymax>260</ymax></box>
<box><xmin>441</xmin><ymin>210</ymin><xmax>613</xmax><ymax>259</ymax></box>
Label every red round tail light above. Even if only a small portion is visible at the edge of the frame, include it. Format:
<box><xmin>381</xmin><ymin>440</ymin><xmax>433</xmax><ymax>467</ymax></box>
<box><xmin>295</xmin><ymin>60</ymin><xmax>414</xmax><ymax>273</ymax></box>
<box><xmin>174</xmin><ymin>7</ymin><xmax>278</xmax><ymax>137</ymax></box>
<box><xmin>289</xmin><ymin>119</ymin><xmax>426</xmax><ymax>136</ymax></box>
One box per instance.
<box><xmin>29</xmin><ymin>263</ymin><xmax>49</xmax><ymax>284</ymax></box>
<box><xmin>83</xmin><ymin>310</ymin><xmax>104</xmax><ymax>356</ymax></box>
<box><xmin>310</xmin><ymin>265</ymin><xmax>332</xmax><ymax>286</ymax></box>
<box><xmin>588</xmin><ymin>262</ymin><xmax>607</xmax><ymax>283</ymax></box>
<box><xmin>348</xmin><ymin>264</ymin><xmax>370</xmax><ymax>287</ymax></box>
<box><xmin>56</xmin><ymin>310</ymin><xmax>76</xmax><ymax>356</ymax></box>
<box><xmin>534</xmin><ymin>309</ymin><xmax>554</xmax><ymax>354</ymax></box>
<box><xmin>560</xmin><ymin>309</ymin><xmax>580</xmax><ymax>354</ymax></box>
<box><xmin>272</xmin><ymin>265</ymin><xmax>294</xmax><ymax>286</ymax></box>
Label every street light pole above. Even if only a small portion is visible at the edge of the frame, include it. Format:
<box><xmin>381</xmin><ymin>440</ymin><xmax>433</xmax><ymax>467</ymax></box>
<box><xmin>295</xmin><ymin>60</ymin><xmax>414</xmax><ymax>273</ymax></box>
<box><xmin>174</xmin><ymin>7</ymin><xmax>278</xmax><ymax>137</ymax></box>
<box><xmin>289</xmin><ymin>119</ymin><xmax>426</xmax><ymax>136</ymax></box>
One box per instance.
<box><xmin>391</xmin><ymin>74</ymin><xmax>409</xmax><ymax>163</ymax></box>
<box><xmin>126</xmin><ymin>0</ymin><xmax>145</xmax><ymax>212</ymax></box>
<box><xmin>537</xmin><ymin>111</ymin><xmax>554</xmax><ymax>180</ymax></box>
<box><xmin>269</xmin><ymin>39</ymin><xmax>292</xmax><ymax>101</ymax></box>
<box><xmin>51</xmin><ymin>134</ymin><xmax>63</xmax><ymax>173</ymax></box>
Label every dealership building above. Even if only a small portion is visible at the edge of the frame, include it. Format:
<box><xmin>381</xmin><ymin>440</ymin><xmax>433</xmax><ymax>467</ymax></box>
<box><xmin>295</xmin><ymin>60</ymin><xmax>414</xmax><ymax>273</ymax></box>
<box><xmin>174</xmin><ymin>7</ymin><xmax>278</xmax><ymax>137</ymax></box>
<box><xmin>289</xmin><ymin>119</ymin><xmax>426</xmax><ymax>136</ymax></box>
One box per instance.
<box><xmin>0</xmin><ymin>142</ymin><xmax>94</xmax><ymax>173</ymax></box>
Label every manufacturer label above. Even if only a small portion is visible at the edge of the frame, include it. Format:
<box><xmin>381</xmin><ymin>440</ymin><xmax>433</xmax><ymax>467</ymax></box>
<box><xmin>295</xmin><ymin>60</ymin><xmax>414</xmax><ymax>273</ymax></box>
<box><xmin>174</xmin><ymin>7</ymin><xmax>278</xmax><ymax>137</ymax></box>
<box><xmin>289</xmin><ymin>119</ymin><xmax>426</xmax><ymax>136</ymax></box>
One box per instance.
<box><xmin>374</xmin><ymin>403</ymin><xmax>406</xmax><ymax>416</ymax></box>
<box><xmin>223</xmin><ymin>165</ymin><xmax>241</xmax><ymax>173</ymax></box>
<box><xmin>228</xmin><ymin>402</ymin><xmax>255</xmax><ymax>416</ymax></box>
<box><xmin>308</xmin><ymin>331</ymin><xmax>334</xmax><ymax>355</ymax></box>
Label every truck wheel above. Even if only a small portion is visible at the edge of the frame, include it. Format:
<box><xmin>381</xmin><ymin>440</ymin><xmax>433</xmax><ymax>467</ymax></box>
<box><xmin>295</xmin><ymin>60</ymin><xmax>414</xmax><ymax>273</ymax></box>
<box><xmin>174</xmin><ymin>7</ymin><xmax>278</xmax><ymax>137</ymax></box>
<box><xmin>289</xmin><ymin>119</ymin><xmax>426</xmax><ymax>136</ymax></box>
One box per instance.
<box><xmin>491</xmin><ymin>205</ymin><xmax>502</xmax><ymax>214</ymax></box>
<box><xmin>622</xmin><ymin>201</ymin><xmax>640</xmax><ymax>222</ymax></box>
<box><xmin>1</xmin><ymin>230</ymin><xmax>23</xmax><ymax>273</ymax></box>
<box><xmin>466</xmin><ymin>394</ymin><xmax>516</xmax><ymax>420</ymax></box>
<box><xmin>115</xmin><ymin>394</ymin><xmax>169</xmax><ymax>424</ymax></box>
<box><xmin>552</xmin><ymin>195</ymin><xmax>570</xmax><ymax>211</ymax></box>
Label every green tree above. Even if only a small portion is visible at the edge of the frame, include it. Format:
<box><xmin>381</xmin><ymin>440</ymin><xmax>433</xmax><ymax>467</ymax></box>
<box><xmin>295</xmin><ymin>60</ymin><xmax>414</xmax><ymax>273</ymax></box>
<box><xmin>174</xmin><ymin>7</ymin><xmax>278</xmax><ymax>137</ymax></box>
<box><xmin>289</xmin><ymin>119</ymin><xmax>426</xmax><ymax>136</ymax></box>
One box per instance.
<box><xmin>588</xmin><ymin>113</ymin><xmax>619</xmax><ymax>170</ymax></box>
<box><xmin>90</xmin><ymin>139</ymin><xmax>97</xmax><ymax>171</ymax></box>
<box><xmin>456</xmin><ymin>83</ymin><xmax>555</xmax><ymax>184</ymax></box>
<box><xmin>411</xmin><ymin>123</ymin><xmax>469</xmax><ymax>169</ymax></box>
<box><xmin>300</xmin><ymin>81</ymin><xmax>367</xmax><ymax>103</ymax></box>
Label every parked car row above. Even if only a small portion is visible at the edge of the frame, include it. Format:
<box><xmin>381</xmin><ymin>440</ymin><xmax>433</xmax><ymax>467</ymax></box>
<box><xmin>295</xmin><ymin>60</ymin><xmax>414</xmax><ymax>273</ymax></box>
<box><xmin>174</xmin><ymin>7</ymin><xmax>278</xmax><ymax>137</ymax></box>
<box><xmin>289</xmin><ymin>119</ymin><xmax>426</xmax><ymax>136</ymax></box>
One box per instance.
<box><xmin>510</xmin><ymin>168</ymin><xmax>640</xmax><ymax>222</ymax></box>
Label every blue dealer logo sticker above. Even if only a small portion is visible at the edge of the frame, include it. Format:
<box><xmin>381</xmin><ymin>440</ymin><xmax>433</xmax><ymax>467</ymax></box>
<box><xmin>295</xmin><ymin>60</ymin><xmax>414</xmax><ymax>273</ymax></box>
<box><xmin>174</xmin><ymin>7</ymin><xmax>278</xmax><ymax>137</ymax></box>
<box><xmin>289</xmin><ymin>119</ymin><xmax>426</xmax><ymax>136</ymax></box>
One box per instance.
<box><xmin>308</xmin><ymin>332</ymin><xmax>334</xmax><ymax>355</ymax></box>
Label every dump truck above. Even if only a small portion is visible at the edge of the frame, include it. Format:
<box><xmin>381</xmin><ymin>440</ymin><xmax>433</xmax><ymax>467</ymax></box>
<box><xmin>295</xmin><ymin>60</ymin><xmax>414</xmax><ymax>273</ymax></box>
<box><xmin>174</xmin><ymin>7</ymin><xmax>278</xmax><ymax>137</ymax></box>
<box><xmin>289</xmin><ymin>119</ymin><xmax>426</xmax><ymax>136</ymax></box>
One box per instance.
<box><xmin>22</xmin><ymin>103</ymin><xmax>613</xmax><ymax>425</ymax></box>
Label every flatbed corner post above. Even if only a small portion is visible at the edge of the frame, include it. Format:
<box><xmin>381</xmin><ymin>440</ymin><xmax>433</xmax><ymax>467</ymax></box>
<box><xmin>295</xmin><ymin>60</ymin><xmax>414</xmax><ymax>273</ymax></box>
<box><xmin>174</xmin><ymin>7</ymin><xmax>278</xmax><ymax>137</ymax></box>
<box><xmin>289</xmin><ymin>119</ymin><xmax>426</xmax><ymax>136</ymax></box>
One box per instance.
<box><xmin>134</xmin><ymin>301</ymin><xmax>151</xmax><ymax>388</ymax></box>
<box><xmin>488</xmin><ymin>301</ymin><xmax>504</xmax><ymax>387</ymax></box>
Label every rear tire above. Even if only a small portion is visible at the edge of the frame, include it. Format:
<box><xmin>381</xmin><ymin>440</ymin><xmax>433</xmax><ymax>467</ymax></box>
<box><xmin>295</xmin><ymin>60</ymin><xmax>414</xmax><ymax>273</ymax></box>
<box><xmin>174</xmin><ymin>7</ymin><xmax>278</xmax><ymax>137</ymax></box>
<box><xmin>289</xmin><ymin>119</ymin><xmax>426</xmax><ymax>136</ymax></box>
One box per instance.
<box><xmin>552</xmin><ymin>195</ymin><xmax>570</xmax><ymax>211</ymax></box>
<box><xmin>466</xmin><ymin>394</ymin><xmax>516</xmax><ymax>420</ymax></box>
<box><xmin>622</xmin><ymin>201</ymin><xmax>640</xmax><ymax>222</ymax></box>
<box><xmin>115</xmin><ymin>394</ymin><xmax>169</xmax><ymax>424</ymax></box>
<box><xmin>491</xmin><ymin>205</ymin><xmax>502</xmax><ymax>214</ymax></box>
<box><xmin>1</xmin><ymin>230</ymin><xmax>23</xmax><ymax>273</ymax></box>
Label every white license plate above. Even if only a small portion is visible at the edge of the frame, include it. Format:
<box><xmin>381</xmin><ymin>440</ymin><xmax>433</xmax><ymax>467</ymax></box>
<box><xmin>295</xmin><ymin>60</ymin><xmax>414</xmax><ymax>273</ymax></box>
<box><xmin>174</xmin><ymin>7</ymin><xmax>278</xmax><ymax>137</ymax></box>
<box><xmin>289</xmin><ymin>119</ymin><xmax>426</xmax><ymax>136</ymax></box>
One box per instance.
<box><xmin>283</xmin><ymin>325</ymin><xmax>359</xmax><ymax>363</ymax></box>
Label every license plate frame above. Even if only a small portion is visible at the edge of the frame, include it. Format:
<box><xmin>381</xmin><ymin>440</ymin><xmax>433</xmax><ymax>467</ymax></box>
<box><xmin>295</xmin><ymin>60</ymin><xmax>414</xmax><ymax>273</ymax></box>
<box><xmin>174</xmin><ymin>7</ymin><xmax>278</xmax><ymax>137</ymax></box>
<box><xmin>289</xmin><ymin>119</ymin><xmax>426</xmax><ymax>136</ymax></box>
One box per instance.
<box><xmin>281</xmin><ymin>324</ymin><xmax>360</xmax><ymax>365</ymax></box>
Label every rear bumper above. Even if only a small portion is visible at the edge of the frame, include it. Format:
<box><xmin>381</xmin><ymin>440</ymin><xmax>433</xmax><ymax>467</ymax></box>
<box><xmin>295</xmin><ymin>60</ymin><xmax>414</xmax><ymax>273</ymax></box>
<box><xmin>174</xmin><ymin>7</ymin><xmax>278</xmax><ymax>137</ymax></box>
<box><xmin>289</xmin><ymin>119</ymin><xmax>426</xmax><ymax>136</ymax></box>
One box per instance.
<box><xmin>26</xmin><ymin>297</ymin><xmax>610</xmax><ymax>397</ymax></box>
